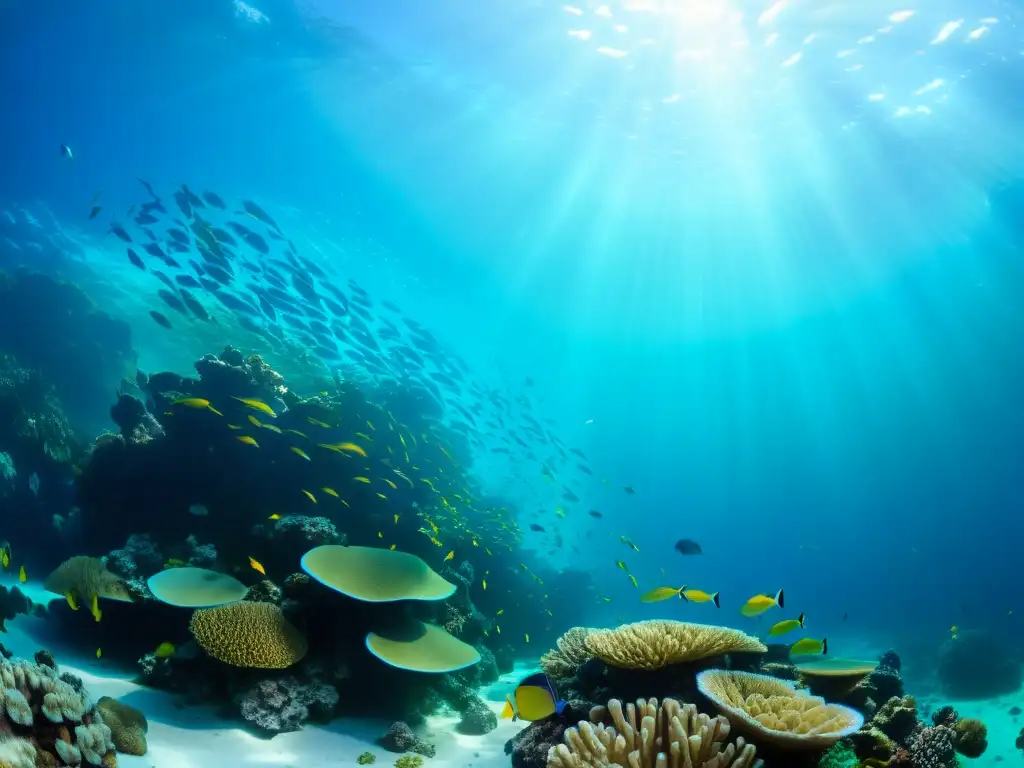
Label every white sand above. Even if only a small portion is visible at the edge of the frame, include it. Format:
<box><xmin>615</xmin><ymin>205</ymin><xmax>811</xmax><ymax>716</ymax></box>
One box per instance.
<box><xmin>1</xmin><ymin>580</ymin><xmax>529</xmax><ymax>768</ymax></box>
<box><xmin>915</xmin><ymin>690</ymin><xmax>1023</xmax><ymax>768</ymax></box>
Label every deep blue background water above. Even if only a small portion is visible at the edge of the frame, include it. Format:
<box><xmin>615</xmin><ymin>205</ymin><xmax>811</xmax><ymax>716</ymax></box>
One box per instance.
<box><xmin>2</xmin><ymin>0</ymin><xmax>1024</xmax><ymax>669</ymax></box>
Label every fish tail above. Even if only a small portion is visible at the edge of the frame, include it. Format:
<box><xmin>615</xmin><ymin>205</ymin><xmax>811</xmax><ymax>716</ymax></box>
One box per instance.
<box><xmin>678</xmin><ymin>586</ymin><xmax>688</xmax><ymax>600</ymax></box>
<box><xmin>711</xmin><ymin>592</ymin><xmax>721</xmax><ymax>608</ymax></box>
<box><xmin>822</xmin><ymin>638</ymin><xmax>828</xmax><ymax>655</ymax></box>
<box><xmin>798</xmin><ymin>612</ymin><xmax>805</xmax><ymax>627</ymax></box>
<box><xmin>775</xmin><ymin>588</ymin><xmax>785</xmax><ymax>609</ymax></box>
<box><xmin>209</xmin><ymin>406</ymin><xmax>223</xmax><ymax>416</ymax></box>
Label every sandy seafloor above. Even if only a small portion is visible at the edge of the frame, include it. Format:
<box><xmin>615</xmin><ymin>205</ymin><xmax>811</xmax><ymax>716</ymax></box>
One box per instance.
<box><xmin>2</xmin><ymin>578</ymin><xmax>530</xmax><ymax>768</ymax></box>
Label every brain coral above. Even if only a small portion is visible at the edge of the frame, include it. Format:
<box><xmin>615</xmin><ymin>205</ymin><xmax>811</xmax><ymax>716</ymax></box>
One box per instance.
<box><xmin>548</xmin><ymin>697</ymin><xmax>760</xmax><ymax>768</ymax></box>
<box><xmin>696</xmin><ymin>670</ymin><xmax>863</xmax><ymax>750</ymax></box>
<box><xmin>584</xmin><ymin>621</ymin><xmax>766</xmax><ymax>671</ymax></box>
<box><xmin>300</xmin><ymin>545</ymin><xmax>455</xmax><ymax>602</ymax></box>
<box><xmin>189</xmin><ymin>602</ymin><xmax>307</xmax><ymax>668</ymax></box>
<box><xmin>97</xmin><ymin>696</ymin><xmax>148</xmax><ymax>756</ymax></box>
<box><xmin>43</xmin><ymin>556</ymin><xmax>133</xmax><ymax>602</ymax></box>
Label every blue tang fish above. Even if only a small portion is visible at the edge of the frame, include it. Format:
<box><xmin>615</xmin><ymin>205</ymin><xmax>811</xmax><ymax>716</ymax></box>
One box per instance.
<box><xmin>501</xmin><ymin>672</ymin><xmax>565</xmax><ymax>722</ymax></box>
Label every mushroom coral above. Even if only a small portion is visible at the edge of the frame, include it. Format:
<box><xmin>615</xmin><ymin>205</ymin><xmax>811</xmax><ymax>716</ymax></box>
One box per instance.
<box><xmin>189</xmin><ymin>602</ymin><xmax>307</xmax><ymax>668</ymax></box>
<box><xmin>301</xmin><ymin>545</ymin><xmax>455</xmax><ymax>602</ymax></box>
<box><xmin>585</xmin><ymin>621</ymin><xmax>766</xmax><ymax>671</ymax></box>
<box><xmin>548</xmin><ymin>697</ymin><xmax>761</xmax><ymax>768</ymax></box>
<box><xmin>146</xmin><ymin>567</ymin><xmax>248</xmax><ymax>608</ymax></box>
<box><xmin>696</xmin><ymin>670</ymin><xmax>863</xmax><ymax>750</ymax></box>
<box><xmin>365</xmin><ymin>621</ymin><xmax>480</xmax><ymax>673</ymax></box>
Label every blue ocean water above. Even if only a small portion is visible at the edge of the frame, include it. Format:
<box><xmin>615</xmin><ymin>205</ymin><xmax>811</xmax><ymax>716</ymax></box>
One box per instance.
<box><xmin>1</xmin><ymin>0</ymin><xmax>1023</xmax><ymax>752</ymax></box>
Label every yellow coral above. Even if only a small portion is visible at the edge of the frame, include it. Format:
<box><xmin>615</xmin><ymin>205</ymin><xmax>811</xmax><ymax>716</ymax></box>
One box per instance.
<box><xmin>541</xmin><ymin>627</ymin><xmax>593</xmax><ymax>678</ymax></box>
<box><xmin>97</xmin><ymin>697</ymin><xmax>148</xmax><ymax>756</ymax></box>
<box><xmin>189</xmin><ymin>602</ymin><xmax>307</xmax><ymax>668</ymax></box>
<box><xmin>584</xmin><ymin>621</ymin><xmax>766</xmax><ymax>671</ymax></box>
<box><xmin>696</xmin><ymin>670</ymin><xmax>863</xmax><ymax>750</ymax></box>
<box><xmin>547</xmin><ymin>697</ymin><xmax>760</xmax><ymax>768</ymax></box>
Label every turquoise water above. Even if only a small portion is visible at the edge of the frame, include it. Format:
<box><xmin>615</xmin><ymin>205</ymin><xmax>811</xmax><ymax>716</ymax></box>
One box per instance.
<box><xmin>1</xmin><ymin>1</ymin><xmax>1023</xmax><ymax>760</ymax></box>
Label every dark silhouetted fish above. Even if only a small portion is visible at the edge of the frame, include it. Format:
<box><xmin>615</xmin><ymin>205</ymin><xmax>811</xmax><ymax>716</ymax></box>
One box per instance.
<box><xmin>257</xmin><ymin>294</ymin><xmax>277</xmax><ymax>321</ymax></box>
<box><xmin>175</xmin><ymin>274</ymin><xmax>202</xmax><ymax>289</ymax></box>
<box><xmin>199</xmin><ymin>277</ymin><xmax>220</xmax><ymax>293</ymax></box>
<box><xmin>88</xmin><ymin>205</ymin><xmax>101</xmax><ymax>220</ymax></box>
<box><xmin>181</xmin><ymin>184</ymin><xmax>205</xmax><ymax>209</ymax></box>
<box><xmin>202</xmin><ymin>191</ymin><xmax>226</xmax><ymax>209</ymax></box>
<box><xmin>205</xmin><ymin>265</ymin><xmax>233</xmax><ymax>286</ymax></box>
<box><xmin>150</xmin><ymin>270</ymin><xmax>176</xmax><ymax>291</ymax></box>
<box><xmin>158</xmin><ymin>289</ymin><xmax>188</xmax><ymax>315</ymax></box>
<box><xmin>134</xmin><ymin>212</ymin><xmax>158</xmax><ymax>225</ymax></box>
<box><xmin>674</xmin><ymin>539</ymin><xmax>702</xmax><ymax>556</ymax></box>
<box><xmin>179</xmin><ymin>289</ymin><xmax>211</xmax><ymax>321</ymax></box>
<box><xmin>126</xmin><ymin>248</ymin><xmax>145</xmax><ymax>270</ymax></box>
<box><xmin>140</xmin><ymin>200</ymin><xmax>166</xmax><ymax>215</ymax></box>
<box><xmin>211</xmin><ymin>227</ymin><xmax>237</xmax><ymax>247</ymax></box>
<box><xmin>167</xmin><ymin>228</ymin><xmax>190</xmax><ymax>244</ymax></box>
<box><xmin>137</xmin><ymin>178</ymin><xmax>159</xmax><ymax>199</ymax></box>
<box><xmin>382</xmin><ymin>300</ymin><xmax>401</xmax><ymax>313</ymax></box>
<box><xmin>110</xmin><ymin>224</ymin><xmax>131</xmax><ymax>243</ymax></box>
<box><xmin>322</xmin><ymin>297</ymin><xmax>347</xmax><ymax>317</ymax></box>
<box><xmin>149</xmin><ymin>310</ymin><xmax>173</xmax><ymax>329</ymax></box>
<box><xmin>241</xmin><ymin>200</ymin><xmax>281</xmax><ymax>232</ymax></box>
<box><xmin>167</xmin><ymin>241</ymin><xmax>190</xmax><ymax>254</ymax></box>
<box><xmin>143</xmin><ymin>242</ymin><xmax>167</xmax><ymax>261</ymax></box>
<box><xmin>530</xmin><ymin>524</ymin><xmax>545</xmax><ymax>532</ymax></box>
<box><xmin>589</xmin><ymin>510</ymin><xmax>602</xmax><ymax>518</ymax></box>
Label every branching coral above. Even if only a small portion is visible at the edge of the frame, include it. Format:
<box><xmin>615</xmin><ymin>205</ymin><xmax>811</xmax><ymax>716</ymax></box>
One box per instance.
<box><xmin>696</xmin><ymin>670</ymin><xmax>863</xmax><ymax>750</ymax></box>
<box><xmin>585</xmin><ymin>621</ymin><xmax>766</xmax><ymax>671</ymax></box>
<box><xmin>234</xmin><ymin>676</ymin><xmax>339</xmax><ymax>734</ymax></box>
<box><xmin>541</xmin><ymin>627</ymin><xmax>593</xmax><ymax>678</ymax></box>
<box><xmin>548</xmin><ymin>697</ymin><xmax>760</xmax><ymax>768</ymax></box>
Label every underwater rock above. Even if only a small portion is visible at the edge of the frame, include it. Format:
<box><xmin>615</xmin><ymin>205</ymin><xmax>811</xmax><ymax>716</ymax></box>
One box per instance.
<box><xmin>475</xmin><ymin>644</ymin><xmax>499</xmax><ymax>685</ymax></box>
<box><xmin>33</xmin><ymin>649</ymin><xmax>56</xmax><ymax>670</ymax></box>
<box><xmin>0</xmin><ymin>451</ymin><xmax>14</xmax><ymax>496</ymax></box>
<box><xmin>494</xmin><ymin>644</ymin><xmax>516</xmax><ymax>675</ymax></box>
<box><xmin>234</xmin><ymin>675</ymin><xmax>339</xmax><ymax>736</ymax></box>
<box><xmin>193</xmin><ymin>347</ymin><xmax>284</xmax><ymax>402</ymax></box>
<box><xmin>378</xmin><ymin>721</ymin><xmax>436</xmax><ymax>757</ymax></box>
<box><xmin>952</xmin><ymin>717</ymin><xmax>988</xmax><ymax>758</ymax></box>
<box><xmin>505</xmin><ymin>700</ymin><xmax>592</xmax><ymax>768</ymax></box>
<box><xmin>872</xmin><ymin>695</ymin><xmax>920</xmax><ymax>745</ymax></box>
<box><xmin>0</xmin><ymin>268</ymin><xmax>135</xmax><ymax>433</ymax></box>
<box><xmin>937</xmin><ymin>629</ymin><xmax>1022</xmax><ymax>699</ymax></box>
<box><xmin>245</xmin><ymin>579</ymin><xmax>283</xmax><ymax>605</ymax></box>
<box><xmin>456</xmin><ymin>696</ymin><xmax>498</xmax><ymax>735</ymax></box>
<box><xmin>0</xmin><ymin>354</ymin><xmax>80</xmax><ymax>466</ymax></box>
<box><xmin>97</xmin><ymin>695</ymin><xmax>149</xmax><ymax>755</ymax></box>
<box><xmin>0</xmin><ymin>585</ymin><xmax>33</xmax><ymax>631</ymax></box>
<box><xmin>931</xmin><ymin>705</ymin><xmax>958</xmax><ymax>727</ymax></box>
<box><xmin>253</xmin><ymin>515</ymin><xmax>342</xmax><ymax>550</ymax></box>
<box><xmin>110</xmin><ymin>393</ymin><xmax>164</xmax><ymax>445</ymax></box>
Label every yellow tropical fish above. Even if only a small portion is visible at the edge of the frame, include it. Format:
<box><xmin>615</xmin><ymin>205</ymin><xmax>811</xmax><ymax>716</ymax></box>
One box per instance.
<box><xmin>640</xmin><ymin>586</ymin><xmax>686</xmax><ymax>604</ymax></box>
<box><xmin>482</xmin><ymin>579</ymin><xmax>487</xmax><ymax>590</ymax></box>
<box><xmin>496</xmin><ymin>625</ymin><xmax>501</xmax><ymax>634</ymax></box>
<box><xmin>615</xmin><ymin>560</ymin><xmax>629</xmax><ymax>572</ymax></box>
<box><xmin>90</xmin><ymin>594</ymin><xmax>102</xmax><ymax>622</ymax></box>
<box><xmin>228</xmin><ymin>424</ymin><xmax>242</xmax><ymax>430</ymax></box>
<box><xmin>95</xmin><ymin>648</ymin><xmax>102</xmax><ymax>659</ymax></box>
<box><xmin>263</xmin><ymin>424</ymin><xmax>282</xmax><ymax>434</ymax></box>
<box><xmin>341</xmin><ymin>500</ymin><xmax>350</xmax><ymax>508</ymax></box>
<box><xmin>683</xmin><ymin>589</ymin><xmax>721</xmax><ymax>607</ymax></box>
<box><xmin>249</xmin><ymin>557</ymin><xmax>266</xmax><ymax>575</ymax></box>
<box><xmin>378</xmin><ymin>531</ymin><xmax>383</xmax><ymax>539</ymax></box>
<box><xmin>366</xmin><ymin>419</ymin><xmax>375</xmax><ymax>431</ymax></box>
<box><xmin>383</xmin><ymin>478</ymin><xmax>398</xmax><ymax>490</ymax></box>
<box><xmin>444</xmin><ymin>550</ymin><xmax>455</xmax><ymax>561</ymax></box>
<box><xmin>428</xmin><ymin>536</ymin><xmax>443</xmax><ymax>548</ymax></box>
<box><xmin>740</xmin><ymin>589</ymin><xmax>784</xmax><ymax>617</ymax></box>
<box><xmin>236</xmin><ymin>435</ymin><xmax>259</xmax><ymax>447</ymax></box>
<box><xmin>307</xmin><ymin>417</ymin><xmax>331</xmax><ymax>428</ymax></box>
<box><xmin>233</xmin><ymin>397</ymin><xmax>276</xmax><ymax>418</ymax></box>
<box><xmin>154</xmin><ymin>642</ymin><xmax>176</xmax><ymax>659</ymax></box>
<box><xmin>0</xmin><ymin>548</ymin><xmax>7</xmax><ymax>570</ymax></box>
<box><xmin>525</xmin><ymin>633</ymin><xmax>530</xmax><ymax>644</ymax></box>
<box><xmin>321</xmin><ymin>487</ymin><xmax>339</xmax><ymax>498</ymax></box>
<box><xmin>393</xmin><ymin>514</ymin><xmax>399</xmax><ymax>524</ymax></box>
<box><xmin>354</xmin><ymin>431</ymin><xmax>372</xmax><ymax>441</ymax></box>
<box><xmin>496</xmin><ymin>609</ymin><xmax>504</xmax><ymax>615</ymax></box>
<box><xmin>389</xmin><ymin>544</ymin><xmax>397</xmax><ymax>550</ymax></box>
<box><xmin>289</xmin><ymin>447</ymin><xmax>311</xmax><ymax>461</ymax></box>
<box><xmin>769</xmin><ymin>613</ymin><xmax>806</xmax><ymax>637</ymax></box>
<box><xmin>268</xmin><ymin>514</ymin><xmax>281</xmax><ymax>521</ymax></box>
<box><xmin>376</xmin><ymin>493</ymin><xmax>387</xmax><ymax>501</ymax></box>
<box><xmin>354</xmin><ymin>476</ymin><xmax>371</xmax><ymax>484</ymax></box>
<box><xmin>247</xmin><ymin>414</ymin><xmax>262</xmax><ymax>427</ymax></box>
<box><xmin>789</xmin><ymin>637</ymin><xmax>827</xmax><ymax>656</ymax></box>
<box><xmin>18</xmin><ymin>565</ymin><xmax>26</xmax><ymax>583</ymax></box>
<box><xmin>302</xmin><ymin>490</ymin><xmax>317</xmax><ymax>504</ymax></box>
<box><xmin>65</xmin><ymin>591</ymin><xmax>79</xmax><ymax>611</ymax></box>
<box><xmin>628</xmin><ymin>574</ymin><xmax>638</xmax><ymax>589</ymax></box>
<box><xmin>173</xmin><ymin>397</ymin><xmax>223</xmax><ymax>416</ymax></box>
<box><xmin>285</xmin><ymin>429</ymin><xmax>308</xmax><ymax>439</ymax></box>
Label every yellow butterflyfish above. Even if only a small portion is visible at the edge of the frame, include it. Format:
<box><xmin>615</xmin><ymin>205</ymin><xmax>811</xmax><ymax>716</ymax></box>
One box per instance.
<box><xmin>682</xmin><ymin>589</ymin><xmax>721</xmax><ymax>607</ymax></box>
<box><xmin>307</xmin><ymin>417</ymin><xmax>331</xmax><ymax>428</ymax></box>
<box><xmin>640</xmin><ymin>586</ymin><xmax>686</xmax><ymax>604</ymax></box>
<box><xmin>628</xmin><ymin>574</ymin><xmax>638</xmax><ymax>589</ymax></box>
<box><xmin>496</xmin><ymin>609</ymin><xmax>504</xmax><ymax>615</ymax></box>
<box><xmin>496</xmin><ymin>625</ymin><xmax>501</xmax><ymax>634</ymax></box>
<box><xmin>354</xmin><ymin>431</ymin><xmax>372</xmax><ymax>441</ymax></box>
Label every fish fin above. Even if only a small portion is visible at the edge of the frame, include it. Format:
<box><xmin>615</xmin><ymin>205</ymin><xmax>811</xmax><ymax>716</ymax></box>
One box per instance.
<box><xmin>501</xmin><ymin>697</ymin><xmax>515</xmax><ymax>719</ymax></box>
<box><xmin>775</xmin><ymin>588</ymin><xmax>785</xmax><ymax>609</ymax></box>
<box><xmin>711</xmin><ymin>592</ymin><xmax>721</xmax><ymax>608</ymax></box>
<box><xmin>679</xmin><ymin>586</ymin><xmax>688</xmax><ymax>601</ymax></box>
<box><xmin>822</xmin><ymin>638</ymin><xmax>828</xmax><ymax>655</ymax></box>
<box><xmin>555</xmin><ymin>700</ymin><xmax>566</xmax><ymax>715</ymax></box>
<box><xmin>798</xmin><ymin>612</ymin><xmax>805</xmax><ymax>627</ymax></box>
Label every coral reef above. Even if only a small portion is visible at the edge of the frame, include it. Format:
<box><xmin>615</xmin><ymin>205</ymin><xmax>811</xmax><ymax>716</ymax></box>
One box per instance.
<box><xmin>358</xmin><ymin>752</ymin><xmax>377</xmax><ymax>765</ymax></box>
<box><xmin>585</xmin><ymin>621</ymin><xmax>766</xmax><ymax>671</ymax></box>
<box><xmin>189</xmin><ymin>601</ymin><xmax>308</xmax><ymax>668</ymax></box>
<box><xmin>234</xmin><ymin>676</ymin><xmax>339</xmax><ymax>735</ymax></box>
<box><xmin>952</xmin><ymin>717</ymin><xmax>987</xmax><ymax>758</ymax></box>
<box><xmin>908</xmin><ymin>724</ymin><xmax>957</xmax><ymax>768</ymax></box>
<box><xmin>936</xmin><ymin>629</ymin><xmax>1022</xmax><ymax>699</ymax></box>
<box><xmin>870</xmin><ymin>695</ymin><xmax>919</xmax><ymax>745</ymax></box>
<box><xmin>456</xmin><ymin>696</ymin><xmax>498</xmax><ymax>735</ymax></box>
<box><xmin>377</xmin><ymin>721</ymin><xmax>436</xmax><ymax>757</ymax></box>
<box><xmin>548</xmin><ymin>696</ymin><xmax>760</xmax><ymax>768</ymax></box>
<box><xmin>96</xmin><ymin>696</ymin><xmax>149</xmax><ymax>755</ymax></box>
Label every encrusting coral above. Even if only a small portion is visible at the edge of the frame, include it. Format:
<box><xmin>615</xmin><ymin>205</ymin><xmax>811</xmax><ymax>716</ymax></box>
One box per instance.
<box><xmin>584</xmin><ymin>622</ymin><xmax>766</xmax><ymax>671</ymax></box>
<box><xmin>188</xmin><ymin>601</ymin><xmax>308</xmax><ymax>668</ymax></box>
<box><xmin>549</xmin><ymin>697</ymin><xmax>760</xmax><ymax>768</ymax></box>
<box><xmin>696</xmin><ymin>670</ymin><xmax>863</xmax><ymax>750</ymax></box>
